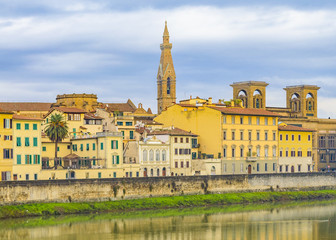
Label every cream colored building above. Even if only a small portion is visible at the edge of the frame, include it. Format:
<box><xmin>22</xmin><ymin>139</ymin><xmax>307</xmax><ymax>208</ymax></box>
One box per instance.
<box><xmin>139</xmin><ymin>136</ymin><xmax>170</xmax><ymax>177</ymax></box>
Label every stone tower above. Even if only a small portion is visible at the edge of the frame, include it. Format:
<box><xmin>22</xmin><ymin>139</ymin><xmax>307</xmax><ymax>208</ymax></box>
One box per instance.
<box><xmin>230</xmin><ymin>81</ymin><xmax>269</xmax><ymax>109</ymax></box>
<box><xmin>284</xmin><ymin>85</ymin><xmax>320</xmax><ymax>118</ymax></box>
<box><xmin>157</xmin><ymin>21</ymin><xmax>176</xmax><ymax>114</ymax></box>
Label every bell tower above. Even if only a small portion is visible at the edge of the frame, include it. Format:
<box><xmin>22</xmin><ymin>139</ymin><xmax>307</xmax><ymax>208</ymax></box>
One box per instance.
<box><xmin>157</xmin><ymin>21</ymin><xmax>176</xmax><ymax>114</ymax></box>
<box><xmin>284</xmin><ymin>85</ymin><xmax>320</xmax><ymax>118</ymax></box>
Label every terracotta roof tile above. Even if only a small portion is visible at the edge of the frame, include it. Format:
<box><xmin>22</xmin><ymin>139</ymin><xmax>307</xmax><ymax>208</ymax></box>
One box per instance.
<box><xmin>209</xmin><ymin>106</ymin><xmax>280</xmax><ymax>117</ymax></box>
<box><xmin>84</xmin><ymin>113</ymin><xmax>103</xmax><ymax>120</ymax></box>
<box><xmin>13</xmin><ymin>114</ymin><xmax>43</xmax><ymax>121</ymax></box>
<box><xmin>148</xmin><ymin>127</ymin><xmax>197</xmax><ymax>136</ymax></box>
<box><xmin>0</xmin><ymin>102</ymin><xmax>52</xmax><ymax>111</ymax></box>
<box><xmin>278</xmin><ymin>125</ymin><xmax>315</xmax><ymax>132</ymax></box>
<box><xmin>53</xmin><ymin>107</ymin><xmax>87</xmax><ymax>113</ymax></box>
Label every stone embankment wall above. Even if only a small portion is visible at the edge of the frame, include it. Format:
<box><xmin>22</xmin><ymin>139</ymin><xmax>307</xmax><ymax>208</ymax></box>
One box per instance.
<box><xmin>0</xmin><ymin>173</ymin><xmax>336</xmax><ymax>205</ymax></box>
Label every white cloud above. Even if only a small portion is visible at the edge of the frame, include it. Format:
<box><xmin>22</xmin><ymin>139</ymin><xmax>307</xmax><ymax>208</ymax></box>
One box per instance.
<box><xmin>0</xmin><ymin>6</ymin><xmax>335</xmax><ymax>52</ymax></box>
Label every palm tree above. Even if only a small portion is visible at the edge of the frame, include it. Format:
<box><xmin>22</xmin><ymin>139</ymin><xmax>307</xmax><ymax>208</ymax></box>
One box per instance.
<box><xmin>44</xmin><ymin>113</ymin><xmax>68</xmax><ymax>161</ymax></box>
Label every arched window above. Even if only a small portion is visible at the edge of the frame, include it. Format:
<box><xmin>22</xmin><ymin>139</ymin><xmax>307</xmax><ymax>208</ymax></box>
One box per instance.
<box><xmin>253</xmin><ymin>90</ymin><xmax>262</xmax><ymax>109</ymax></box>
<box><xmin>150</xmin><ymin>169</ymin><xmax>154</xmax><ymax>177</ymax></box>
<box><xmin>290</xmin><ymin>93</ymin><xmax>300</xmax><ymax>112</ymax></box>
<box><xmin>167</xmin><ymin>77</ymin><xmax>171</xmax><ymax>94</ymax></box>
<box><xmin>238</xmin><ymin>90</ymin><xmax>248</xmax><ymax>108</ymax></box>
<box><xmin>256</xmin><ymin>146</ymin><xmax>260</xmax><ymax>157</ymax></box>
<box><xmin>149</xmin><ymin>150</ymin><xmax>154</xmax><ymax>161</ymax></box>
<box><xmin>143</xmin><ymin>150</ymin><xmax>148</xmax><ymax>162</ymax></box>
<box><xmin>264</xmin><ymin>146</ymin><xmax>269</xmax><ymax>157</ymax></box>
<box><xmin>211</xmin><ymin>166</ymin><xmax>216</xmax><ymax>175</ymax></box>
<box><xmin>157</xmin><ymin>168</ymin><xmax>160</xmax><ymax>176</ymax></box>
<box><xmin>272</xmin><ymin>146</ymin><xmax>276</xmax><ymax>157</ymax></box>
<box><xmin>162</xmin><ymin>150</ymin><xmax>166</xmax><ymax>161</ymax></box>
<box><xmin>156</xmin><ymin>150</ymin><xmax>160</xmax><ymax>161</ymax></box>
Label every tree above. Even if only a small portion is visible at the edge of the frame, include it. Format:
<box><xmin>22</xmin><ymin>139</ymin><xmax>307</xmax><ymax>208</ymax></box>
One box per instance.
<box><xmin>44</xmin><ymin>113</ymin><xmax>68</xmax><ymax>160</ymax></box>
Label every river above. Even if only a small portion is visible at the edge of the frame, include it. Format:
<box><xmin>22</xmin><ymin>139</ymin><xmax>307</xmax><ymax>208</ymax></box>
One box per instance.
<box><xmin>0</xmin><ymin>201</ymin><xmax>335</xmax><ymax>239</ymax></box>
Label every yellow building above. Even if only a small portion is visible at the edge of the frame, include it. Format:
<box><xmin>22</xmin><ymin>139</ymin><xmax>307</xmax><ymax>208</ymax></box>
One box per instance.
<box><xmin>278</xmin><ymin>123</ymin><xmax>314</xmax><ymax>173</ymax></box>
<box><xmin>0</xmin><ymin>109</ymin><xmax>14</xmax><ymax>180</ymax></box>
<box><xmin>155</xmin><ymin>98</ymin><xmax>279</xmax><ymax>175</ymax></box>
<box><xmin>12</xmin><ymin>115</ymin><xmax>43</xmax><ymax>181</ymax></box>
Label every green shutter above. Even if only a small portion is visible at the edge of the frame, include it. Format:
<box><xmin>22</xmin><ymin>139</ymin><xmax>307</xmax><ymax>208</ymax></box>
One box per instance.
<box><xmin>33</xmin><ymin>137</ymin><xmax>38</xmax><ymax>147</ymax></box>
<box><xmin>17</xmin><ymin>137</ymin><xmax>21</xmax><ymax>147</ymax></box>
<box><xmin>116</xmin><ymin>155</ymin><xmax>119</xmax><ymax>164</ymax></box>
<box><xmin>25</xmin><ymin>123</ymin><xmax>29</xmax><ymax>130</ymax></box>
<box><xmin>38</xmin><ymin>155</ymin><xmax>40</xmax><ymax>164</ymax></box>
<box><xmin>116</xmin><ymin>141</ymin><xmax>118</xmax><ymax>149</ymax></box>
<box><xmin>17</xmin><ymin>155</ymin><xmax>21</xmax><ymax>165</ymax></box>
<box><xmin>42</xmin><ymin>146</ymin><xmax>46</xmax><ymax>151</ymax></box>
<box><xmin>25</xmin><ymin>155</ymin><xmax>28</xmax><ymax>164</ymax></box>
<box><xmin>25</xmin><ymin>137</ymin><xmax>29</xmax><ymax>146</ymax></box>
<box><xmin>29</xmin><ymin>155</ymin><xmax>32</xmax><ymax>164</ymax></box>
<box><xmin>92</xmin><ymin>143</ymin><xmax>95</xmax><ymax>150</ymax></box>
<box><xmin>86</xmin><ymin>143</ymin><xmax>89</xmax><ymax>151</ymax></box>
<box><xmin>33</xmin><ymin>124</ymin><xmax>37</xmax><ymax>130</ymax></box>
<box><xmin>100</xmin><ymin>142</ymin><xmax>103</xmax><ymax>150</ymax></box>
<box><xmin>16</xmin><ymin>123</ymin><xmax>21</xmax><ymax>130</ymax></box>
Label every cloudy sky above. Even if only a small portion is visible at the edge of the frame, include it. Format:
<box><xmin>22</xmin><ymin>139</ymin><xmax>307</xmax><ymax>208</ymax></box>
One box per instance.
<box><xmin>0</xmin><ymin>0</ymin><xmax>335</xmax><ymax>117</ymax></box>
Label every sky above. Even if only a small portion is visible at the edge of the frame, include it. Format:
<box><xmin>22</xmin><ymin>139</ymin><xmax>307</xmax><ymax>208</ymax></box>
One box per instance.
<box><xmin>0</xmin><ymin>0</ymin><xmax>335</xmax><ymax>117</ymax></box>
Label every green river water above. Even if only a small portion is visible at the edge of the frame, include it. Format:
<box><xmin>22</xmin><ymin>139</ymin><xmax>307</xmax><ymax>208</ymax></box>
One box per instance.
<box><xmin>0</xmin><ymin>200</ymin><xmax>335</xmax><ymax>240</ymax></box>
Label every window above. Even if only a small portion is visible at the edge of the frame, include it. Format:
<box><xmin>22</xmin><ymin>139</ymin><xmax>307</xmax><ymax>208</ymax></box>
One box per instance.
<box><xmin>25</xmin><ymin>137</ymin><xmax>29</xmax><ymax>146</ymax></box>
<box><xmin>240</xmin><ymin>131</ymin><xmax>244</xmax><ymax>140</ymax></box>
<box><xmin>17</xmin><ymin>155</ymin><xmax>21</xmax><ymax>165</ymax></box>
<box><xmin>273</xmin><ymin>146</ymin><xmax>276</xmax><ymax>157</ymax></box>
<box><xmin>174</xmin><ymin>137</ymin><xmax>177</xmax><ymax>143</ymax></box>
<box><xmin>86</xmin><ymin>143</ymin><xmax>89</xmax><ymax>151</ymax></box>
<box><xmin>231</xmin><ymin>131</ymin><xmax>235</xmax><ymax>140</ymax></box>
<box><xmin>298</xmin><ymin>165</ymin><xmax>301</xmax><ymax>172</ymax></box>
<box><xmin>180</xmin><ymin>137</ymin><xmax>183</xmax><ymax>143</ymax></box>
<box><xmin>265</xmin><ymin>163</ymin><xmax>268</xmax><ymax>172</ymax></box>
<box><xmin>280</xmin><ymin>134</ymin><xmax>283</xmax><ymax>141</ymax></box>
<box><xmin>285</xmin><ymin>165</ymin><xmax>289</xmax><ymax>172</ymax></box>
<box><xmin>273</xmin><ymin>118</ymin><xmax>276</xmax><ymax>125</ymax></box>
<box><xmin>125</xmin><ymin>122</ymin><xmax>132</xmax><ymax>126</ymax></box>
<box><xmin>155</xmin><ymin>150</ymin><xmax>160</xmax><ymax>161</ymax></box>
<box><xmin>232</xmin><ymin>147</ymin><xmax>235</xmax><ymax>158</ymax></box>
<box><xmin>279</xmin><ymin>165</ymin><xmax>283</xmax><ymax>172</ymax></box>
<box><xmin>143</xmin><ymin>150</ymin><xmax>148</xmax><ymax>161</ymax></box>
<box><xmin>319</xmin><ymin>136</ymin><xmax>326</xmax><ymax>148</ymax></box>
<box><xmin>223</xmin><ymin>131</ymin><xmax>227</xmax><ymax>140</ymax></box>
<box><xmin>186</xmin><ymin>161</ymin><xmax>190</xmax><ymax>168</ymax></box>
<box><xmin>248</xmin><ymin>131</ymin><xmax>252</xmax><ymax>141</ymax></box>
<box><xmin>100</xmin><ymin>142</ymin><xmax>104</xmax><ymax>150</ymax></box>
<box><xmin>179</xmin><ymin>149</ymin><xmax>183</xmax><ymax>155</ymax></box>
<box><xmin>92</xmin><ymin>143</ymin><xmax>95</xmax><ymax>150</ymax></box>
<box><xmin>3</xmin><ymin>119</ymin><xmax>11</xmax><ymax>129</ymax></box>
<box><xmin>256</xmin><ymin>132</ymin><xmax>260</xmax><ymax>140</ymax></box>
<box><xmin>42</xmin><ymin>146</ymin><xmax>46</xmax><ymax>151</ymax></box>
<box><xmin>130</xmin><ymin>131</ymin><xmax>134</xmax><ymax>139</ymax></box>
<box><xmin>175</xmin><ymin>148</ymin><xmax>178</xmax><ymax>155</ymax></box>
<box><xmin>308</xmin><ymin>135</ymin><xmax>311</xmax><ymax>141</ymax></box>
<box><xmin>111</xmin><ymin>140</ymin><xmax>118</xmax><ymax>149</ymax></box>
<box><xmin>298</xmin><ymin>135</ymin><xmax>301</xmax><ymax>141</ymax></box>
<box><xmin>25</xmin><ymin>123</ymin><xmax>29</xmax><ymax>130</ymax></box>
<box><xmin>16</xmin><ymin>137</ymin><xmax>21</xmax><ymax>147</ymax></box>
<box><xmin>280</xmin><ymin>148</ymin><xmax>283</xmax><ymax>157</ymax></box>
<box><xmin>256</xmin><ymin>117</ymin><xmax>260</xmax><ymax>125</ymax></box>
<box><xmin>273</xmin><ymin>163</ymin><xmax>276</xmax><ymax>171</ymax></box>
<box><xmin>80</xmin><ymin>144</ymin><xmax>83</xmax><ymax>151</ymax></box>
<box><xmin>256</xmin><ymin>146</ymin><xmax>260</xmax><ymax>157</ymax></box>
<box><xmin>231</xmin><ymin>116</ymin><xmax>235</xmax><ymax>124</ymax></box>
<box><xmin>33</xmin><ymin>124</ymin><xmax>37</xmax><ymax>130</ymax></box>
<box><xmin>291</xmin><ymin>149</ymin><xmax>296</xmax><ymax>157</ymax></box>
<box><xmin>264</xmin><ymin>117</ymin><xmax>268</xmax><ymax>125</ymax></box>
<box><xmin>117</xmin><ymin>121</ymin><xmax>123</xmax><ymax>126</ymax></box>
<box><xmin>292</xmin><ymin>135</ymin><xmax>294</xmax><ymax>141</ymax></box>
<box><xmin>181</xmin><ymin>161</ymin><xmax>184</xmax><ymax>168</ymax></box>
<box><xmin>307</xmin><ymin>150</ymin><xmax>312</xmax><ymax>157</ymax></box>
<box><xmin>223</xmin><ymin>147</ymin><xmax>227</xmax><ymax>157</ymax></box>
<box><xmin>16</xmin><ymin>123</ymin><xmax>21</xmax><ymax>130</ymax></box>
<box><xmin>286</xmin><ymin>149</ymin><xmax>289</xmax><ymax>157</ymax></box>
<box><xmin>257</xmin><ymin>163</ymin><xmax>259</xmax><ymax>172</ymax></box>
<box><xmin>286</xmin><ymin>135</ymin><xmax>289</xmax><ymax>141</ymax></box>
<box><xmin>248</xmin><ymin>117</ymin><xmax>252</xmax><ymax>125</ymax></box>
<box><xmin>223</xmin><ymin>116</ymin><xmax>227</xmax><ymax>124</ymax></box>
<box><xmin>186</xmin><ymin>138</ymin><xmax>189</xmax><ymax>143</ymax></box>
<box><xmin>162</xmin><ymin>150</ymin><xmax>166</xmax><ymax>161</ymax></box>
<box><xmin>98</xmin><ymin>172</ymin><xmax>102</xmax><ymax>178</ymax></box>
<box><xmin>298</xmin><ymin>149</ymin><xmax>302</xmax><ymax>157</ymax></box>
<box><xmin>240</xmin><ymin>163</ymin><xmax>244</xmax><ymax>172</ymax></box>
<box><xmin>175</xmin><ymin>162</ymin><xmax>178</xmax><ymax>168</ymax></box>
<box><xmin>273</xmin><ymin>132</ymin><xmax>276</xmax><ymax>141</ymax></box>
<box><xmin>264</xmin><ymin>146</ymin><xmax>269</xmax><ymax>157</ymax></box>
<box><xmin>240</xmin><ymin>117</ymin><xmax>243</xmax><ymax>124</ymax></box>
<box><xmin>113</xmin><ymin>172</ymin><xmax>116</xmax><ymax>178</ymax></box>
<box><xmin>149</xmin><ymin>150</ymin><xmax>154</xmax><ymax>161</ymax></box>
<box><xmin>240</xmin><ymin>147</ymin><xmax>244</xmax><ymax>157</ymax></box>
<box><xmin>328</xmin><ymin>136</ymin><xmax>335</xmax><ymax>148</ymax></box>
<box><xmin>264</xmin><ymin>132</ymin><xmax>268</xmax><ymax>141</ymax></box>
<box><xmin>308</xmin><ymin>165</ymin><xmax>311</xmax><ymax>172</ymax></box>
<box><xmin>26</xmin><ymin>174</ymin><xmax>29</xmax><ymax>181</ymax></box>
<box><xmin>33</xmin><ymin>137</ymin><xmax>38</xmax><ymax>147</ymax></box>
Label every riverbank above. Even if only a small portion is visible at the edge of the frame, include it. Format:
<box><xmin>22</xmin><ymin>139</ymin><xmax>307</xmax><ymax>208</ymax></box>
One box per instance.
<box><xmin>1</xmin><ymin>189</ymin><xmax>336</xmax><ymax>219</ymax></box>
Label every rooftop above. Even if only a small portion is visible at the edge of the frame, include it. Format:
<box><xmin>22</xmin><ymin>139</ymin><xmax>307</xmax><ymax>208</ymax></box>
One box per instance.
<box><xmin>148</xmin><ymin>127</ymin><xmax>197</xmax><ymax>136</ymax></box>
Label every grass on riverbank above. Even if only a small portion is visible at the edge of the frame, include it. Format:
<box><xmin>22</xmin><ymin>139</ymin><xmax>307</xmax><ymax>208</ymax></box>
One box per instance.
<box><xmin>1</xmin><ymin>189</ymin><xmax>336</xmax><ymax>219</ymax></box>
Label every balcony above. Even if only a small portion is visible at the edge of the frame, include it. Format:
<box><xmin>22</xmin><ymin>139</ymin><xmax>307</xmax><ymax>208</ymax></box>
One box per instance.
<box><xmin>246</xmin><ymin>157</ymin><xmax>258</xmax><ymax>162</ymax></box>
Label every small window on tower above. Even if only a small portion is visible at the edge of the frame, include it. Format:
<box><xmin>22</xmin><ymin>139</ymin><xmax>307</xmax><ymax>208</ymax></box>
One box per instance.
<box><xmin>167</xmin><ymin>77</ymin><xmax>171</xmax><ymax>94</ymax></box>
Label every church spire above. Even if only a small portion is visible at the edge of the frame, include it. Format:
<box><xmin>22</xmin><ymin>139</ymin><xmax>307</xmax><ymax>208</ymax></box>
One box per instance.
<box><xmin>157</xmin><ymin>21</ymin><xmax>176</xmax><ymax>114</ymax></box>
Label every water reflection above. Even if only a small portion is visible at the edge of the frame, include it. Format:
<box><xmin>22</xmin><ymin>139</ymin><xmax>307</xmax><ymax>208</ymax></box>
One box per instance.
<box><xmin>1</xmin><ymin>202</ymin><xmax>335</xmax><ymax>240</ymax></box>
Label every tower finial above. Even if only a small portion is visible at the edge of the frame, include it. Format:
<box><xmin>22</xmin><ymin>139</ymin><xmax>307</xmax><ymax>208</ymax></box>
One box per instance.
<box><xmin>163</xmin><ymin>20</ymin><xmax>169</xmax><ymax>37</ymax></box>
